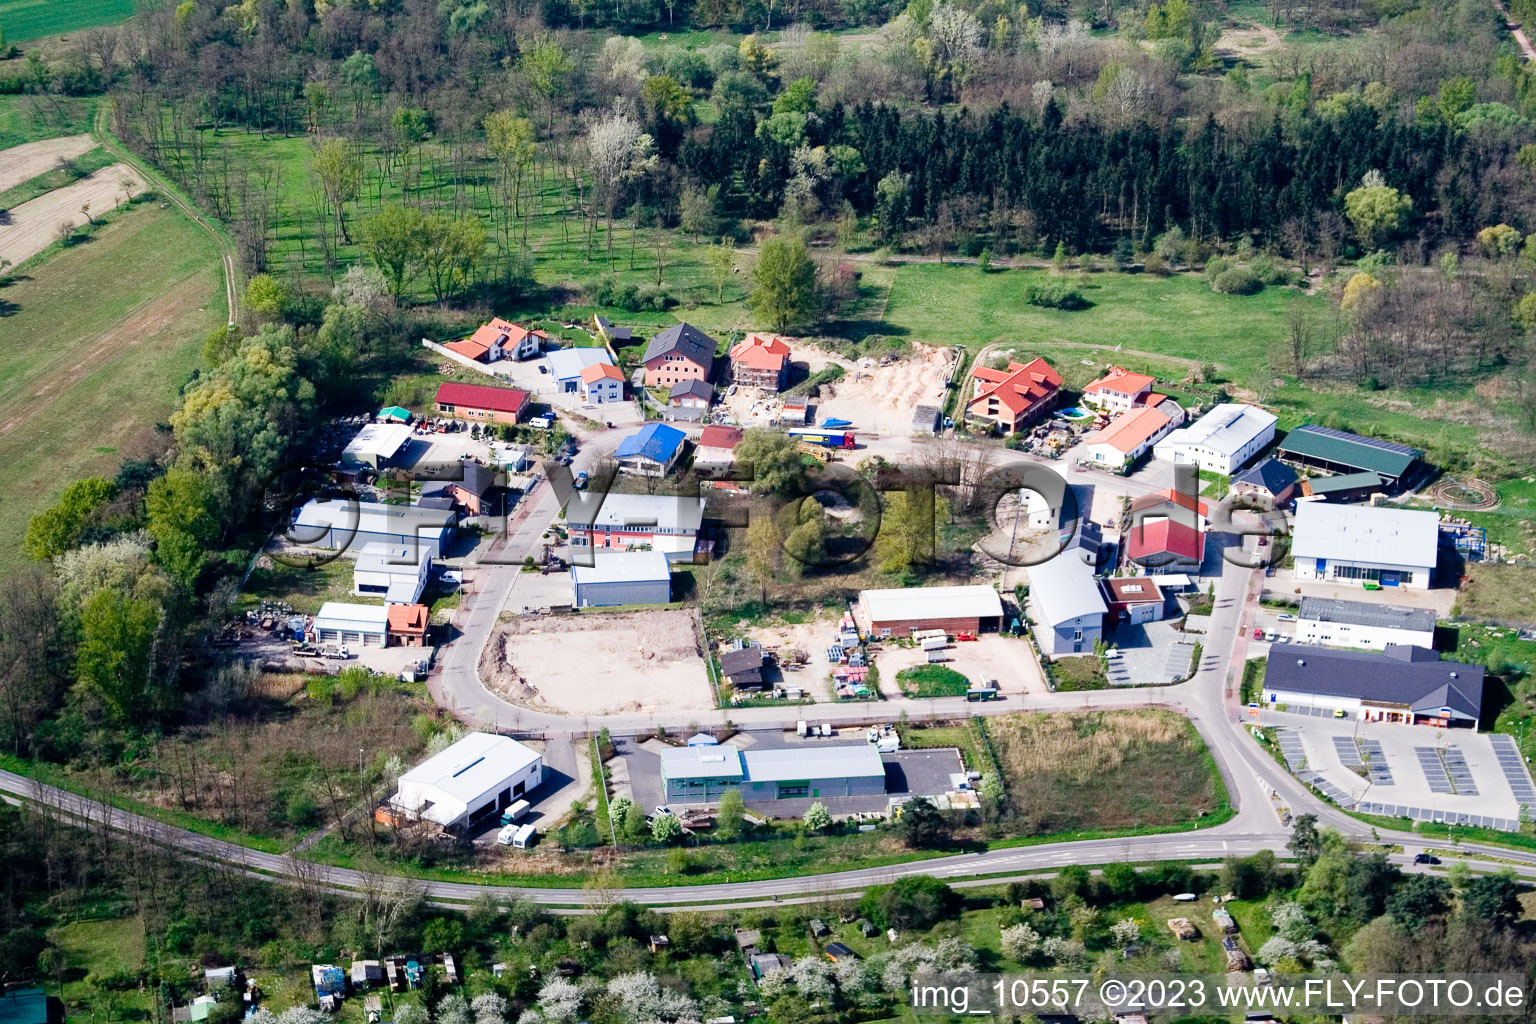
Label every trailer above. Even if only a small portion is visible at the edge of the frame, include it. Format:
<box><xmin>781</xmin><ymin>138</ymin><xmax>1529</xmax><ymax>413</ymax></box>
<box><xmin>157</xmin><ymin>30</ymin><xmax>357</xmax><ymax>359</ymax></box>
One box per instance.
<box><xmin>787</xmin><ymin>428</ymin><xmax>856</xmax><ymax>449</ymax></box>
<box><xmin>920</xmin><ymin>636</ymin><xmax>948</xmax><ymax>652</ymax></box>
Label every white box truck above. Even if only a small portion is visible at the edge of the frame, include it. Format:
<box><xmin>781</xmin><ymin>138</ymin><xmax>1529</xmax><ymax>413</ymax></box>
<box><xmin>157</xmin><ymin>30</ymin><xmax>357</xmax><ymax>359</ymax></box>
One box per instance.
<box><xmin>920</xmin><ymin>636</ymin><xmax>948</xmax><ymax>652</ymax></box>
<box><xmin>511</xmin><ymin>823</ymin><xmax>536</xmax><ymax>849</ymax></box>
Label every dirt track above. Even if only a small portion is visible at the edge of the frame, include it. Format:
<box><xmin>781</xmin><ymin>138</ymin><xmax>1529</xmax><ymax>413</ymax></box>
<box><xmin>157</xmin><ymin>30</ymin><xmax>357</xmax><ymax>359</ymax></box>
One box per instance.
<box><xmin>0</xmin><ymin>163</ymin><xmax>147</xmax><ymax>266</ymax></box>
<box><xmin>0</xmin><ymin>134</ymin><xmax>96</xmax><ymax>194</ymax></box>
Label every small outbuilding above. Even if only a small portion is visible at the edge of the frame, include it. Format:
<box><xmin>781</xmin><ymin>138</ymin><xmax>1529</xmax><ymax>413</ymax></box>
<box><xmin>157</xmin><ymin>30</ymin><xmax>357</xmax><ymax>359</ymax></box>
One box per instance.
<box><xmin>314</xmin><ymin>602</ymin><xmax>389</xmax><ymax>647</ymax></box>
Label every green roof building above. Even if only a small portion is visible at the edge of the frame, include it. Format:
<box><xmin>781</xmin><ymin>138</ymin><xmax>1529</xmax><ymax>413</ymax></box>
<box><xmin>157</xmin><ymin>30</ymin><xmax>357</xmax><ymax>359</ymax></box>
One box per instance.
<box><xmin>1275</xmin><ymin>425</ymin><xmax>1425</xmax><ymax>492</ymax></box>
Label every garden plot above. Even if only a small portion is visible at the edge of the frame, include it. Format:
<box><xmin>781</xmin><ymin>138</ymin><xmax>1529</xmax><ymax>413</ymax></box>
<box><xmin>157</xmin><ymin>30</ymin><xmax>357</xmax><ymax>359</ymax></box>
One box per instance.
<box><xmin>480</xmin><ymin>608</ymin><xmax>714</xmax><ymax>716</ymax></box>
<box><xmin>0</xmin><ymin>133</ymin><xmax>95</xmax><ymax>192</ymax></box>
<box><xmin>0</xmin><ymin>162</ymin><xmax>147</xmax><ymax>265</ymax></box>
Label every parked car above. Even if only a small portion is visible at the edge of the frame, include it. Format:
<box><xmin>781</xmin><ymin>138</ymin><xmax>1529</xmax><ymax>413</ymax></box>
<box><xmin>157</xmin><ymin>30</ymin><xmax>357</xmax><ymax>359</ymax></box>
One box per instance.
<box><xmin>1264</xmin><ymin>631</ymin><xmax>1278</xmax><ymax>642</ymax></box>
<box><xmin>1253</xmin><ymin>629</ymin><xmax>1264</xmax><ymax>640</ymax></box>
<box><xmin>1413</xmin><ymin>853</ymin><xmax>1442</xmax><ymax>865</ymax></box>
<box><xmin>653</xmin><ymin>806</ymin><xmax>674</xmax><ymax>818</ymax></box>
<box><xmin>1277</xmin><ymin>613</ymin><xmax>1296</xmax><ymax>621</ymax></box>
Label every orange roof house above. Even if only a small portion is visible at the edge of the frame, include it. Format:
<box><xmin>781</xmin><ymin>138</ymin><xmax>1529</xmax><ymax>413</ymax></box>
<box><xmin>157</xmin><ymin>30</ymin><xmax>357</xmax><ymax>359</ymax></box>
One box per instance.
<box><xmin>443</xmin><ymin>317</ymin><xmax>547</xmax><ymax>363</ymax></box>
<box><xmin>729</xmin><ymin>333</ymin><xmax>792</xmax><ymax>390</ymax></box>
<box><xmin>386</xmin><ymin>604</ymin><xmax>430</xmax><ymax>647</ymax></box>
<box><xmin>1080</xmin><ymin>403</ymin><xmax>1182</xmax><ymax>469</ymax></box>
<box><xmin>966</xmin><ymin>356</ymin><xmax>1062</xmax><ymax>433</ymax></box>
<box><xmin>1082</xmin><ymin>366</ymin><xmax>1156</xmax><ymax>412</ymax></box>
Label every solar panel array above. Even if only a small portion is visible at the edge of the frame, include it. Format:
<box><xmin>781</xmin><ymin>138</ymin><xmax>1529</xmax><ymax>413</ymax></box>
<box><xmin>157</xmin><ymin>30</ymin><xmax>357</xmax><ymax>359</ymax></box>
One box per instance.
<box><xmin>1275</xmin><ymin>730</ymin><xmax>1308</xmax><ymax>771</ymax></box>
<box><xmin>1357</xmin><ymin>738</ymin><xmax>1394</xmax><ymax>785</ymax></box>
<box><xmin>1442</xmin><ymin>747</ymin><xmax>1478</xmax><ymax>796</ymax></box>
<box><xmin>1416</xmin><ymin>747</ymin><xmax>1454</xmax><ymax>794</ymax></box>
<box><xmin>1353</xmin><ymin>801</ymin><xmax>1520</xmax><ymax>831</ymax></box>
<box><xmin>1332</xmin><ymin>736</ymin><xmax>1363</xmax><ymax>766</ymax></box>
<box><xmin>1489</xmin><ymin>734</ymin><xmax>1535</xmax><ymax>810</ymax></box>
<box><xmin>1284</xmin><ymin>705</ymin><xmax>1348</xmax><ymax>720</ymax></box>
<box><xmin>1295</xmin><ymin>424</ymin><xmax>1422</xmax><ymax>458</ymax></box>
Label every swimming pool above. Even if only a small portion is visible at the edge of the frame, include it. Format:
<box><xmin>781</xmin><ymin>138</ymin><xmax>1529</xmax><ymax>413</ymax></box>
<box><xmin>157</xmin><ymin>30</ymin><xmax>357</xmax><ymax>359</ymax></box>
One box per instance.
<box><xmin>1059</xmin><ymin>406</ymin><xmax>1094</xmax><ymax>419</ymax></box>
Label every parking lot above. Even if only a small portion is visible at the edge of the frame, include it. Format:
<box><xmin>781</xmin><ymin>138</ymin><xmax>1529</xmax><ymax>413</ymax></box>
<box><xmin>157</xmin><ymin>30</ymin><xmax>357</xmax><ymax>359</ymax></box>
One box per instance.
<box><xmin>874</xmin><ymin>635</ymin><xmax>1047</xmax><ymax>695</ymax></box>
<box><xmin>1262</xmin><ymin>710</ymin><xmax>1534</xmax><ymax>830</ymax></box>
<box><xmin>1104</xmin><ymin>618</ymin><xmax>1195</xmax><ymax>685</ymax></box>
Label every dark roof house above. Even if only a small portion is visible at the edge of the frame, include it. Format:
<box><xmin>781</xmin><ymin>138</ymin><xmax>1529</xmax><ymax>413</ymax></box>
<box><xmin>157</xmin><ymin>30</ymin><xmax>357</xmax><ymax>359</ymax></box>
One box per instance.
<box><xmin>720</xmin><ymin>644</ymin><xmax>766</xmax><ymax>688</ymax></box>
<box><xmin>1231</xmin><ymin>457</ymin><xmax>1298</xmax><ymax>503</ymax></box>
<box><xmin>644</xmin><ymin>323</ymin><xmax>718</xmax><ymax>370</ymax></box>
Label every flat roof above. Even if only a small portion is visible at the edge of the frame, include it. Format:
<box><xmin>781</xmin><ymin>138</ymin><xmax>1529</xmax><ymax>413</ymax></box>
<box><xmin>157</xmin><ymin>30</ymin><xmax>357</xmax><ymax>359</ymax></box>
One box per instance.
<box><xmin>661</xmin><ymin>744</ymin><xmax>745</xmax><ymax>780</ymax></box>
<box><xmin>1297</xmin><ymin>596</ymin><xmax>1435</xmax><ymax>632</ymax></box>
<box><xmin>356</xmin><ymin>542</ymin><xmax>430</xmax><ymax>573</ymax></box>
<box><xmin>1027</xmin><ymin>557</ymin><xmax>1108</xmax><ymax>624</ymax></box>
<box><xmin>545</xmin><ymin>348</ymin><xmax>614</xmax><ymax>380</ymax></box>
<box><xmin>1262</xmin><ymin>647</ymin><xmax>1482</xmax><ymax>719</ymax></box>
<box><xmin>1156</xmin><ymin>403</ymin><xmax>1276</xmax><ymax>457</ymax></box>
<box><xmin>742</xmin><ymin>744</ymin><xmax>886</xmax><ymax>783</ymax></box>
<box><xmin>565</xmin><ymin>492</ymin><xmax>706</xmax><ymax>532</ymax></box>
<box><xmin>1104</xmin><ymin>577</ymin><xmax>1163</xmax><ymax>604</ymax></box>
<box><xmin>343</xmin><ymin>422</ymin><xmax>414</xmax><ymax>461</ymax></box>
<box><xmin>399</xmin><ymin>732</ymin><xmax>542</xmax><ymax>800</ymax></box>
<box><xmin>314</xmin><ymin>602</ymin><xmax>390</xmax><ymax>632</ymax></box>
<box><xmin>1290</xmin><ymin>502</ymin><xmax>1439</xmax><ymax>568</ymax></box>
<box><xmin>572</xmin><ymin>549</ymin><xmax>672</xmax><ymax>585</ymax></box>
<box><xmin>1277</xmin><ymin>424</ymin><xmax>1424</xmax><ymax>478</ymax></box>
<box><xmin>293</xmin><ymin>498</ymin><xmax>454</xmax><ymax>538</ymax></box>
<box><xmin>860</xmin><ymin>585</ymin><xmax>1003</xmax><ymax>623</ymax></box>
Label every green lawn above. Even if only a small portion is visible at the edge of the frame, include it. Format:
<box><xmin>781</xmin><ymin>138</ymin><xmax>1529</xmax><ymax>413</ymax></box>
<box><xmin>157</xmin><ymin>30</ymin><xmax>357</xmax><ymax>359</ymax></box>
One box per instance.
<box><xmin>0</xmin><ymin>94</ymin><xmax>96</xmax><ymax>150</ymax></box>
<box><xmin>51</xmin><ymin>917</ymin><xmax>154</xmax><ymax>1022</ymax></box>
<box><xmin>0</xmin><ymin>202</ymin><xmax>224</xmax><ymax>577</ymax></box>
<box><xmin>239</xmin><ymin>556</ymin><xmax>361</xmax><ymax>616</ymax></box>
<box><xmin>896</xmin><ymin>663</ymin><xmax>971</xmax><ymax>697</ymax></box>
<box><xmin>1050</xmin><ymin>655</ymin><xmax>1108</xmax><ymax>691</ymax></box>
<box><xmin>0</xmin><ymin>0</ymin><xmax>134</xmax><ymax>42</ymax></box>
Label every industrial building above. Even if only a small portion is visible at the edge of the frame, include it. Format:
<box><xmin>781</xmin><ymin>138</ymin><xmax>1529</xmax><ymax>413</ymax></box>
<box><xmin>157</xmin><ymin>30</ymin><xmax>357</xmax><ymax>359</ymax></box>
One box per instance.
<box><xmin>1295</xmin><ymin>597</ymin><xmax>1437</xmax><ymax>651</ymax></box>
<box><xmin>1152</xmin><ymin>403</ymin><xmax>1277</xmax><ymax>475</ymax></box>
<box><xmin>352</xmin><ymin>542</ymin><xmax>432</xmax><ymax>603</ymax></box>
<box><xmin>388</xmin><ymin>732</ymin><xmax>543</xmax><ymax>830</ymax></box>
<box><xmin>1026</xmin><ymin>556</ymin><xmax>1107</xmax><ymax>655</ymax></box>
<box><xmin>658</xmin><ymin>743</ymin><xmax>888</xmax><ymax>804</ymax></box>
<box><xmin>571</xmin><ymin>550</ymin><xmax>673</xmax><ymax>607</ymax></box>
<box><xmin>1261</xmin><ymin>646</ymin><xmax>1483</xmax><ymax>727</ymax></box>
<box><xmin>290</xmin><ymin>498</ymin><xmax>455</xmax><ymax>560</ymax></box>
<box><xmin>858</xmin><ymin>585</ymin><xmax>1004</xmax><ymax>636</ymax></box>
<box><xmin>1275</xmin><ymin>424</ymin><xmax>1426</xmax><ymax>493</ymax></box>
<box><xmin>342</xmin><ymin>422</ymin><xmax>416</xmax><ymax>470</ymax></box>
<box><xmin>1291</xmin><ymin>502</ymin><xmax>1439</xmax><ymax>590</ymax></box>
<box><xmin>546</xmin><ymin>349</ymin><xmax>617</xmax><ymax>395</ymax></box>
<box><xmin>313</xmin><ymin>602</ymin><xmax>390</xmax><ymax>647</ymax></box>
<box><xmin>565</xmin><ymin>492</ymin><xmax>708</xmax><ymax>561</ymax></box>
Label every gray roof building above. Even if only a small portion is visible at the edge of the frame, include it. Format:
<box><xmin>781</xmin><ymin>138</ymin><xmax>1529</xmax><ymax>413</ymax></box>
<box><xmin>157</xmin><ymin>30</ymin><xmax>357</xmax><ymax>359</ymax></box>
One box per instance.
<box><xmin>1297</xmin><ymin>597</ymin><xmax>1434</xmax><ymax>633</ymax></box>
<box><xmin>1028</xmin><ymin>556</ymin><xmax>1108</xmax><ymax>626</ymax></box>
<box><xmin>1261</xmin><ymin>646</ymin><xmax>1483</xmax><ymax>724</ymax></box>
<box><xmin>643</xmin><ymin>323</ymin><xmax>717</xmax><ymax>370</ymax></box>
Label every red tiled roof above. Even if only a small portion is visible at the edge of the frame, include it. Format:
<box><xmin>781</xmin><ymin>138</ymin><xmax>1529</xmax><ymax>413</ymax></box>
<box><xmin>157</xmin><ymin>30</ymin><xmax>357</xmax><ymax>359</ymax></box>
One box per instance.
<box><xmin>1128</xmin><ymin>488</ymin><xmax>1209</xmax><ymax>519</ymax></box>
<box><xmin>1125</xmin><ymin>519</ymin><xmax>1203</xmax><ymax>562</ymax></box>
<box><xmin>581</xmin><ymin>362</ymin><xmax>626</xmax><ymax>383</ymax></box>
<box><xmin>730</xmin><ymin>333</ymin><xmax>792</xmax><ymax>370</ymax></box>
<box><xmin>968</xmin><ymin>357</ymin><xmax>1061</xmax><ymax>419</ymax></box>
<box><xmin>387</xmin><ymin>604</ymin><xmax>429</xmax><ymax>634</ymax></box>
<box><xmin>435</xmin><ymin>381</ymin><xmax>530</xmax><ymax>415</ymax></box>
<box><xmin>1084</xmin><ymin>366</ymin><xmax>1156</xmax><ymax>397</ymax></box>
<box><xmin>443</xmin><ymin>339</ymin><xmax>492</xmax><ymax>361</ymax></box>
<box><xmin>1089</xmin><ymin>406</ymin><xmax>1174</xmax><ymax>454</ymax></box>
<box><xmin>698</xmin><ymin>425</ymin><xmax>744</xmax><ymax>450</ymax></box>
<box><xmin>469</xmin><ymin>316</ymin><xmax>527</xmax><ymax>347</ymax></box>
<box><xmin>1104</xmin><ymin>577</ymin><xmax>1164</xmax><ymax>604</ymax></box>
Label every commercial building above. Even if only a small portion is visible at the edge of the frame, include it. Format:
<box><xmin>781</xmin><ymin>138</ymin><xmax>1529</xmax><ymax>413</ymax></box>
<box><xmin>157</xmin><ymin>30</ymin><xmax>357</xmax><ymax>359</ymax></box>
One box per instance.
<box><xmin>434</xmin><ymin>381</ymin><xmax>531</xmax><ymax>425</ymax></box>
<box><xmin>1295</xmin><ymin>597</ymin><xmax>1437</xmax><ymax>651</ymax></box>
<box><xmin>1261</xmin><ymin>646</ymin><xmax>1483</xmax><ymax>726</ymax></box>
<box><xmin>1081</xmin><ymin>366</ymin><xmax>1156</xmax><ymax>414</ymax></box>
<box><xmin>1275</xmin><ymin>424</ymin><xmax>1426</xmax><ymax>493</ymax></box>
<box><xmin>1230</xmin><ymin>457</ymin><xmax>1298</xmax><ymax>508</ymax></box>
<box><xmin>353</xmin><ymin>542</ymin><xmax>431</xmax><ymax>604</ymax></box>
<box><xmin>565</xmin><ymin>492</ymin><xmax>707</xmax><ymax>561</ymax></box>
<box><xmin>1152</xmin><ymin>403</ymin><xmax>1277</xmax><ymax>474</ymax></box>
<box><xmin>342</xmin><ymin>422</ymin><xmax>415</xmax><ymax>470</ymax></box>
<box><xmin>546</xmin><ymin>349</ymin><xmax>616</xmax><ymax>395</ymax></box>
<box><xmin>729</xmin><ymin>333</ymin><xmax>792</xmax><ymax>390</ymax></box>
<box><xmin>966</xmin><ymin>357</ymin><xmax>1062</xmax><ymax>433</ymax></box>
<box><xmin>614</xmin><ymin>422</ymin><xmax>687</xmax><ymax>476</ymax></box>
<box><xmin>571</xmin><ymin>550</ymin><xmax>673</xmax><ymax>607</ymax></box>
<box><xmin>313</xmin><ymin>602</ymin><xmax>390</xmax><ymax>647</ymax></box>
<box><xmin>1027</xmin><ymin>556</ymin><xmax>1107</xmax><ymax>655</ymax></box>
<box><xmin>858</xmin><ymin>585</ymin><xmax>1004</xmax><ymax>636</ymax></box>
<box><xmin>389</xmin><ymin>731</ymin><xmax>544</xmax><ymax>830</ymax></box>
<box><xmin>290</xmin><ymin>499</ymin><xmax>455</xmax><ymax>560</ymax></box>
<box><xmin>579</xmin><ymin>361</ymin><xmax>626</xmax><ymax>404</ymax></box>
<box><xmin>1080</xmin><ymin>401</ymin><xmax>1183</xmax><ymax>471</ymax></box>
<box><xmin>1103</xmin><ymin>577</ymin><xmax>1166</xmax><ymax>625</ymax></box>
<box><xmin>658</xmin><ymin>743</ymin><xmax>888</xmax><ymax>805</ymax></box>
<box><xmin>642</xmin><ymin>322</ymin><xmax>717</xmax><ymax>389</ymax></box>
<box><xmin>1291</xmin><ymin>502</ymin><xmax>1439</xmax><ymax>590</ymax></box>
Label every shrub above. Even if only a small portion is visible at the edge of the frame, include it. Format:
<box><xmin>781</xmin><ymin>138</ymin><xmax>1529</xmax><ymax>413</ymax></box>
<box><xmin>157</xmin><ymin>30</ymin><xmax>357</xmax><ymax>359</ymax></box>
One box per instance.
<box><xmin>1212</xmin><ymin>266</ymin><xmax>1262</xmax><ymax>294</ymax></box>
<box><xmin>1023</xmin><ymin>280</ymin><xmax>1088</xmax><ymax>310</ymax></box>
<box><xmin>1203</xmin><ymin>256</ymin><xmax>1231</xmax><ymax>281</ymax></box>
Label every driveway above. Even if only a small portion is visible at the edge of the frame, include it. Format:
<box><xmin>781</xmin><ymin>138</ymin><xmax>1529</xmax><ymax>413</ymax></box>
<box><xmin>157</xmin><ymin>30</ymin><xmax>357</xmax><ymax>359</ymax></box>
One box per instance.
<box><xmin>1105</xmin><ymin>618</ymin><xmax>1193</xmax><ymax>685</ymax></box>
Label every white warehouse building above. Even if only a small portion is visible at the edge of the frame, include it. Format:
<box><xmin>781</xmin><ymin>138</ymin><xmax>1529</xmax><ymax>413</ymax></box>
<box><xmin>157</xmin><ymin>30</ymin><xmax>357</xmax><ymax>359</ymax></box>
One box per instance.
<box><xmin>1152</xmin><ymin>403</ymin><xmax>1277</xmax><ymax>475</ymax></box>
<box><xmin>353</xmin><ymin>542</ymin><xmax>432</xmax><ymax>604</ymax></box>
<box><xmin>1290</xmin><ymin>502</ymin><xmax>1439</xmax><ymax>590</ymax></box>
<box><xmin>1295</xmin><ymin>596</ymin><xmax>1437</xmax><ymax>651</ymax></box>
<box><xmin>390</xmin><ymin>732</ymin><xmax>543</xmax><ymax>830</ymax></box>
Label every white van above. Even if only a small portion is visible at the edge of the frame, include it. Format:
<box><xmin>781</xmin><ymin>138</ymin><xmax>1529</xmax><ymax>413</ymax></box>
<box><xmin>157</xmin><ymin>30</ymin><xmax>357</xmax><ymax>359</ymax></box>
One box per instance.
<box><xmin>511</xmin><ymin>823</ymin><xmax>537</xmax><ymax>849</ymax></box>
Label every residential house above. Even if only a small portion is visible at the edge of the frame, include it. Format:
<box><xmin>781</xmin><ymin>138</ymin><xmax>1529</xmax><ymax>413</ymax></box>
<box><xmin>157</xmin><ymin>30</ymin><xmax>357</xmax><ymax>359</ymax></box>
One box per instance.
<box><xmin>1082</xmin><ymin>366</ymin><xmax>1156</xmax><ymax>414</ymax></box>
<box><xmin>1291</xmin><ymin>502</ymin><xmax>1439</xmax><ymax>589</ymax></box>
<box><xmin>579</xmin><ymin>362</ymin><xmax>626</xmax><ymax>405</ymax></box>
<box><xmin>643</xmin><ymin>323</ymin><xmax>717</xmax><ymax>389</ymax></box>
<box><xmin>1103</xmin><ymin>577</ymin><xmax>1166</xmax><ymax>625</ymax></box>
<box><xmin>693</xmin><ymin>425</ymin><xmax>743</xmax><ymax>474</ymax></box>
<box><xmin>1079</xmin><ymin>401</ymin><xmax>1183</xmax><ymax>471</ymax></box>
<box><xmin>1231</xmin><ymin>457</ymin><xmax>1298</xmax><ymax>508</ymax></box>
<box><xmin>720</xmin><ymin>644</ymin><xmax>767</xmax><ymax>689</ymax></box>
<box><xmin>966</xmin><ymin>357</ymin><xmax>1062</xmax><ymax>433</ymax></box>
<box><xmin>445</xmin><ymin>461</ymin><xmax>501</xmax><ymax>516</ymax></box>
<box><xmin>443</xmin><ymin>317</ymin><xmax>544</xmax><ymax>363</ymax></box>
<box><xmin>1152</xmin><ymin>402</ymin><xmax>1278</xmax><ymax>474</ymax></box>
<box><xmin>1125</xmin><ymin>520</ymin><xmax>1204</xmax><ymax>574</ymax></box>
<box><xmin>1261</xmin><ymin>646</ymin><xmax>1483</xmax><ymax>726</ymax></box>
<box><xmin>1275</xmin><ymin>424</ymin><xmax>1427</xmax><ymax>493</ymax></box>
<box><xmin>353</xmin><ymin>543</ymin><xmax>431</xmax><ymax>604</ymax></box>
<box><xmin>729</xmin><ymin>333</ymin><xmax>792</xmax><ymax>390</ymax></box>
<box><xmin>614</xmin><ymin>422</ymin><xmax>687</xmax><ymax>476</ymax></box>
<box><xmin>669</xmin><ymin>378</ymin><xmax>716</xmax><ymax>411</ymax></box>
<box><xmin>386</xmin><ymin>603</ymin><xmax>430</xmax><ymax>647</ymax></box>
<box><xmin>1027</xmin><ymin>556</ymin><xmax>1107</xmax><ymax>655</ymax></box>
<box><xmin>572</xmin><ymin>550</ymin><xmax>673</xmax><ymax>607</ymax></box>
<box><xmin>565</xmin><ymin>492</ymin><xmax>708</xmax><ymax>561</ymax></box>
<box><xmin>1295</xmin><ymin>596</ymin><xmax>1437</xmax><ymax>651</ymax></box>
<box><xmin>546</xmin><ymin>349</ymin><xmax>617</xmax><ymax>395</ymax></box>
<box><xmin>434</xmin><ymin>381</ymin><xmax>531</xmax><ymax>425</ymax></box>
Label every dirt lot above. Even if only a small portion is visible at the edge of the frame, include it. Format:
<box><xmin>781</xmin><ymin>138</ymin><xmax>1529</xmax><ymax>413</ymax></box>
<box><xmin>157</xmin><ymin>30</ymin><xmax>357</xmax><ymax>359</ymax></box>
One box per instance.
<box><xmin>0</xmin><ymin>133</ymin><xmax>95</xmax><ymax>192</ymax></box>
<box><xmin>0</xmin><ymin>162</ymin><xmax>146</xmax><ymax>265</ymax></box>
<box><xmin>875</xmin><ymin>634</ymin><xmax>1047</xmax><ymax>695</ymax></box>
<box><xmin>481</xmin><ymin>608</ymin><xmax>715</xmax><ymax>715</ymax></box>
<box><xmin>721</xmin><ymin>342</ymin><xmax>954</xmax><ymax>436</ymax></box>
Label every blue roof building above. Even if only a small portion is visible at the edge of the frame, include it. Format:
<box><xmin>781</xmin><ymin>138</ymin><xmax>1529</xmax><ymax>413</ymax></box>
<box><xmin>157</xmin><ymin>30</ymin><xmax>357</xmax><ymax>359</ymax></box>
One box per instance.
<box><xmin>614</xmin><ymin>422</ymin><xmax>687</xmax><ymax>476</ymax></box>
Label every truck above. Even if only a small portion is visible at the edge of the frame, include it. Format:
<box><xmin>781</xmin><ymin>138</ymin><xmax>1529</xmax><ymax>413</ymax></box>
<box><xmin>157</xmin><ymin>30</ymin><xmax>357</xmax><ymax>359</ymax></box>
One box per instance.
<box><xmin>511</xmin><ymin>823</ymin><xmax>537</xmax><ymax>849</ymax></box>
<box><xmin>787</xmin><ymin>428</ymin><xmax>856</xmax><ymax>449</ymax></box>
<box><xmin>920</xmin><ymin>636</ymin><xmax>948</xmax><ymax>652</ymax></box>
<box><xmin>500</xmin><ymin>799</ymin><xmax>530</xmax><ymax>826</ymax></box>
<box><xmin>322</xmin><ymin>644</ymin><xmax>350</xmax><ymax>660</ymax></box>
<box><xmin>796</xmin><ymin>720</ymin><xmax>808</xmax><ymax>737</ymax></box>
<box><xmin>966</xmin><ymin>682</ymin><xmax>999</xmax><ymax>701</ymax></box>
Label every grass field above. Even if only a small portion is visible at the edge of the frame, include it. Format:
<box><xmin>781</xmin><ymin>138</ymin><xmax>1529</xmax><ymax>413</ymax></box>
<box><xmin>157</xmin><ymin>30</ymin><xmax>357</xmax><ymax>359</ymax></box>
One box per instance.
<box><xmin>0</xmin><ymin>94</ymin><xmax>95</xmax><ymax>150</ymax></box>
<box><xmin>0</xmin><ymin>201</ymin><xmax>224</xmax><ymax>576</ymax></box>
<box><xmin>0</xmin><ymin>0</ymin><xmax>134</xmax><ymax>43</ymax></box>
<box><xmin>895</xmin><ymin>663</ymin><xmax>971</xmax><ymax>697</ymax></box>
